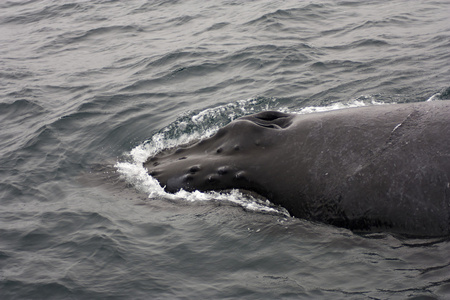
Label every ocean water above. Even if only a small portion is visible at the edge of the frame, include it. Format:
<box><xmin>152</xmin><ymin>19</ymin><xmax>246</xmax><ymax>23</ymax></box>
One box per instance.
<box><xmin>1</xmin><ymin>0</ymin><xmax>450</xmax><ymax>299</ymax></box>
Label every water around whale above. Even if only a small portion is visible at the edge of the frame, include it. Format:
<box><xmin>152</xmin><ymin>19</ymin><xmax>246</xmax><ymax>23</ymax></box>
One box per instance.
<box><xmin>1</xmin><ymin>0</ymin><xmax>450</xmax><ymax>299</ymax></box>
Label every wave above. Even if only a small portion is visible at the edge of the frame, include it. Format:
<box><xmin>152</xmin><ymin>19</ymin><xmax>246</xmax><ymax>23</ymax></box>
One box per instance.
<box><xmin>244</xmin><ymin>4</ymin><xmax>330</xmax><ymax>28</ymax></box>
<box><xmin>0</xmin><ymin>99</ymin><xmax>45</xmax><ymax>121</ymax></box>
<box><xmin>37</xmin><ymin>25</ymin><xmax>143</xmax><ymax>52</ymax></box>
<box><xmin>0</xmin><ymin>2</ymin><xmax>86</xmax><ymax>25</ymax></box>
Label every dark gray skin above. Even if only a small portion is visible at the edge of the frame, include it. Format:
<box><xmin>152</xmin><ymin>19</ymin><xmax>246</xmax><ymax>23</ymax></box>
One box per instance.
<box><xmin>145</xmin><ymin>100</ymin><xmax>450</xmax><ymax>237</ymax></box>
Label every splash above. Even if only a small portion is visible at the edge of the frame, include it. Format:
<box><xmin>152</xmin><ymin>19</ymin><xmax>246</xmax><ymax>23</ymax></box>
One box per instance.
<box><xmin>294</xmin><ymin>95</ymin><xmax>386</xmax><ymax>114</ymax></box>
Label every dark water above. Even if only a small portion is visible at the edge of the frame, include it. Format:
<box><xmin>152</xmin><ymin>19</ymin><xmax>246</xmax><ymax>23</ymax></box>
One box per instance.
<box><xmin>1</xmin><ymin>0</ymin><xmax>450</xmax><ymax>299</ymax></box>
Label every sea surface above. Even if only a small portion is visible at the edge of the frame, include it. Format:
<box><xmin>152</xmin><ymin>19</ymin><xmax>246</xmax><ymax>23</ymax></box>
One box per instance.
<box><xmin>1</xmin><ymin>0</ymin><xmax>450</xmax><ymax>299</ymax></box>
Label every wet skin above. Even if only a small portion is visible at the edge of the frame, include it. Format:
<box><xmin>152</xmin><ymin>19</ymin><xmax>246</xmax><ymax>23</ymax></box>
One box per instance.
<box><xmin>144</xmin><ymin>100</ymin><xmax>450</xmax><ymax>237</ymax></box>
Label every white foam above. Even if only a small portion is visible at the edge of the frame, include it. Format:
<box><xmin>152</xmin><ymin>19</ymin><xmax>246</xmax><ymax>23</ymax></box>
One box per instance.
<box><xmin>115</xmin><ymin>160</ymin><xmax>288</xmax><ymax>216</ymax></box>
<box><xmin>426</xmin><ymin>93</ymin><xmax>440</xmax><ymax>102</ymax></box>
<box><xmin>295</xmin><ymin>97</ymin><xmax>386</xmax><ymax>114</ymax></box>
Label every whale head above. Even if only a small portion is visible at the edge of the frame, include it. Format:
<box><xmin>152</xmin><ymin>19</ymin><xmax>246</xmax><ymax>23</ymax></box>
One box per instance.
<box><xmin>144</xmin><ymin>111</ymin><xmax>296</xmax><ymax>199</ymax></box>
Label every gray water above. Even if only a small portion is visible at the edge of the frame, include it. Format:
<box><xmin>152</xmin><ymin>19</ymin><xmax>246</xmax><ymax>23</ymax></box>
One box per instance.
<box><xmin>1</xmin><ymin>0</ymin><xmax>450</xmax><ymax>299</ymax></box>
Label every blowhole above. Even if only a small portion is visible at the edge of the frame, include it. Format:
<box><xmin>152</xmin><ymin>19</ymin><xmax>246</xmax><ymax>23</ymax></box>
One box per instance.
<box><xmin>254</xmin><ymin>111</ymin><xmax>290</xmax><ymax>121</ymax></box>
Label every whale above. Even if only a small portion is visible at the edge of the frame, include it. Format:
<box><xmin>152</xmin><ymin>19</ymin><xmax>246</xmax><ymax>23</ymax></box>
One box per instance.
<box><xmin>144</xmin><ymin>100</ymin><xmax>450</xmax><ymax>237</ymax></box>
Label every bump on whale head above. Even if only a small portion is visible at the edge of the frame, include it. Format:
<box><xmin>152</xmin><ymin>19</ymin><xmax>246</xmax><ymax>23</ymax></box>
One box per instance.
<box><xmin>144</xmin><ymin>111</ymin><xmax>295</xmax><ymax>197</ymax></box>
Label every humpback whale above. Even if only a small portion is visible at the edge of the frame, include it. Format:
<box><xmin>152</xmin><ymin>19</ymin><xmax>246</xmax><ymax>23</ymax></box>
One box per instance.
<box><xmin>144</xmin><ymin>100</ymin><xmax>450</xmax><ymax>237</ymax></box>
